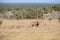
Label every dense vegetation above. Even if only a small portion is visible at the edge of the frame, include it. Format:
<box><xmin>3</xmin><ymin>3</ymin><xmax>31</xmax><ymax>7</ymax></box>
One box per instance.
<box><xmin>0</xmin><ymin>5</ymin><xmax>60</xmax><ymax>20</ymax></box>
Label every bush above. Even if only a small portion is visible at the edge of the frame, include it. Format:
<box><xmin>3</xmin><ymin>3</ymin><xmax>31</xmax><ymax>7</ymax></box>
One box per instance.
<box><xmin>52</xmin><ymin>6</ymin><xmax>60</xmax><ymax>11</ymax></box>
<box><xmin>48</xmin><ymin>18</ymin><xmax>52</xmax><ymax>20</ymax></box>
<box><xmin>0</xmin><ymin>20</ymin><xmax>3</xmax><ymax>25</ymax></box>
<box><xmin>58</xmin><ymin>16</ymin><xmax>60</xmax><ymax>22</ymax></box>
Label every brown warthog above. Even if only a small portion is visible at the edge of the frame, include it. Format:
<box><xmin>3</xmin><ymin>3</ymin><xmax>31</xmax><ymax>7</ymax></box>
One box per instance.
<box><xmin>32</xmin><ymin>21</ymin><xmax>39</xmax><ymax>27</ymax></box>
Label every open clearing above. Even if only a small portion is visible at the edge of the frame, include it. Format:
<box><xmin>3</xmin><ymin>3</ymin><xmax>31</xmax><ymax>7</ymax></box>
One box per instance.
<box><xmin>0</xmin><ymin>19</ymin><xmax>60</xmax><ymax>40</ymax></box>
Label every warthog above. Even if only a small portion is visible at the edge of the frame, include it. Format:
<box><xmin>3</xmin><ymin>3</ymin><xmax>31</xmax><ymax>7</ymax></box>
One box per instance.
<box><xmin>32</xmin><ymin>21</ymin><xmax>39</xmax><ymax>27</ymax></box>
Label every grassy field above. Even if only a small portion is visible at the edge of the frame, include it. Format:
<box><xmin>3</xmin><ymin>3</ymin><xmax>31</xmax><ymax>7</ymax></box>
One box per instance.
<box><xmin>0</xmin><ymin>19</ymin><xmax>60</xmax><ymax>40</ymax></box>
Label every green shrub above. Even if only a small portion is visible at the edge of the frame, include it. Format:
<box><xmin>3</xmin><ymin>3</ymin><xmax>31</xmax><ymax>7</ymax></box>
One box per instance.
<box><xmin>58</xmin><ymin>16</ymin><xmax>60</xmax><ymax>22</ymax></box>
<box><xmin>0</xmin><ymin>20</ymin><xmax>3</xmax><ymax>25</ymax></box>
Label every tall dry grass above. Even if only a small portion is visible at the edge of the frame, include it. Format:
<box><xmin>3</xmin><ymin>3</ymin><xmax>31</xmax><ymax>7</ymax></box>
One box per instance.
<box><xmin>0</xmin><ymin>19</ymin><xmax>60</xmax><ymax>40</ymax></box>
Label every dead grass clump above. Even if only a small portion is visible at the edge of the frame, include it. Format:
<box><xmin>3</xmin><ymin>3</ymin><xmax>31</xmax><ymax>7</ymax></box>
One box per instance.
<box><xmin>0</xmin><ymin>34</ymin><xmax>8</xmax><ymax>40</ymax></box>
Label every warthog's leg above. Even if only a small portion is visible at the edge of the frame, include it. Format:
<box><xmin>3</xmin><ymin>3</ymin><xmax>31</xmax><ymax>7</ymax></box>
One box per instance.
<box><xmin>32</xmin><ymin>24</ymin><xmax>34</xmax><ymax>27</ymax></box>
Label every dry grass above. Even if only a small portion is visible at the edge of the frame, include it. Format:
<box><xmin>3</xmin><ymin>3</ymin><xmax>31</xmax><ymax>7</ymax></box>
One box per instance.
<box><xmin>0</xmin><ymin>19</ymin><xmax>60</xmax><ymax>40</ymax></box>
